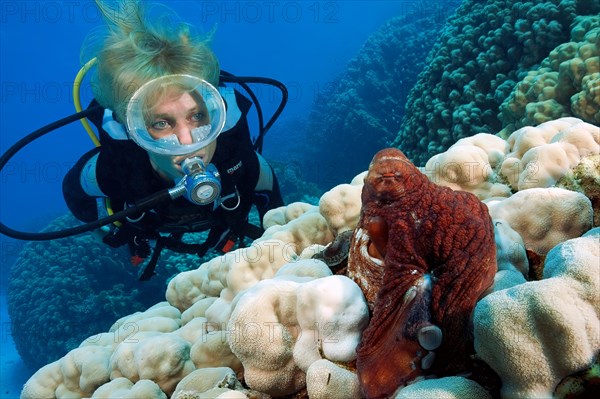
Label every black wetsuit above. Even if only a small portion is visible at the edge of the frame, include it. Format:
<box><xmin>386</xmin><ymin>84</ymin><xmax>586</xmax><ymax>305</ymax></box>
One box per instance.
<box><xmin>63</xmin><ymin>90</ymin><xmax>283</xmax><ymax>251</ymax></box>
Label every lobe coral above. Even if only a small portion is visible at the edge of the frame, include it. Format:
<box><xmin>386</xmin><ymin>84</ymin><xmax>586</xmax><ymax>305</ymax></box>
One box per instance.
<box><xmin>347</xmin><ymin>148</ymin><xmax>497</xmax><ymax>398</ymax></box>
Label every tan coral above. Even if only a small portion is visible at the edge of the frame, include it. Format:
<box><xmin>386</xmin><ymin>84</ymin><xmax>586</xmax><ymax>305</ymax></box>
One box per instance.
<box><xmin>258</xmin><ymin>209</ymin><xmax>335</xmax><ymax>255</ymax></box>
<box><xmin>21</xmin><ymin>346</ymin><xmax>113</xmax><ymax>399</ymax></box>
<box><xmin>492</xmin><ymin>219</ymin><xmax>529</xmax><ymax>277</ymax></box>
<box><xmin>504</xmin><ymin>118</ymin><xmax>579</xmax><ymax>159</ymax></box>
<box><xmin>110</xmin><ymin>332</ymin><xmax>196</xmax><ymax>396</ymax></box>
<box><xmin>485</xmin><ymin>187</ymin><xmax>593</xmax><ymax>255</ymax></box>
<box><xmin>227</xmin><ymin>275</ymin><xmax>368</xmax><ymax>397</ymax></box>
<box><xmin>318</xmin><ymin>173</ymin><xmax>364</xmax><ymax>235</ymax></box>
<box><xmin>423</xmin><ymin>133</ymin><xmax>512</xmax><ymax>199</ymax></box>
<box><xmin>172</xmin><ymin>367</ymin><xmax>240</xmax><ymax>398</ymax></box>
<box><xmin>107</xmin><ymin>302</ymin><xmax>182</xmax><ymax>343</ymax></box>
<box><xmin>166</xmin><ymin>239</ymin><xmax>294</xmax><ymax>312</ymax></box>
<box><xmin>90</xmin><ymin>378</ymin><xmax>167</xmax><ymax>399</ymax></box>
<box><xmin>181</xmin><ymin>297</ymin><xmax>217</xmax><ymax>325</ymax></box>
<box><xmin>473</xmin><ymin>230</ymin><xmax>600</xmax><ymax>399</ymax></box>
<box><xmin>166</xmin><ymin>265</ymin><xmax>221</xmax><ymax>312</ymax></box>
<box><xmin>263</xmin><ymin>202</ymin><xmax>315</xmax><ymax>230</ymax></box>
<box><xmin>306</xmin><ymin>359</ymin><xmax>361</xmax><ymax>399</ymax></box>
<box><xmin>556</xmin><ymin>154</ymin><xmax>600</xmax><ymax>226</ymax></box>
<box><xmin>499</xmin><ymin>118</ymin><xmax>599</xmax><ymax>191</ymax></box>
<box><xmin>189</xmin><ymin>330</ymin><xmax>243</xmax><ymax>372</ymax></box>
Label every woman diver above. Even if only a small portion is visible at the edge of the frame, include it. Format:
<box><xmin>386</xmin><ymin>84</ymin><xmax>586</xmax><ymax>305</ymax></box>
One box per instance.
<box><xmin>62</xmin><ymin>0</ymin><xmax>284</xmax><ymax>278</ymax></box>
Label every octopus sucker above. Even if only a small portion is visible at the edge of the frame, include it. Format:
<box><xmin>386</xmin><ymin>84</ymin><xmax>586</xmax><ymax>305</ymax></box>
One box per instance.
<box><xmin>418</xmin><ymin>325</ymin><xmax>443</xmax><ymax>351</ymax></box>
<box><xmin>348</xmin><ymin>148</ymin><xmax>497</xmax><ymax>399</ymax></box>
<box><xmin>421</xmin><ymin>352</ymin><xmax>436</xmax><ymax>370</ymax></box>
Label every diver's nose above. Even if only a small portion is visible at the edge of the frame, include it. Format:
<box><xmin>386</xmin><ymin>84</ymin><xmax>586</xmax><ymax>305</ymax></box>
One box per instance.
<box><xmin>174</xmin><ymin>125</ymin><xmax>194</xmax><ymax>145</ymax></box>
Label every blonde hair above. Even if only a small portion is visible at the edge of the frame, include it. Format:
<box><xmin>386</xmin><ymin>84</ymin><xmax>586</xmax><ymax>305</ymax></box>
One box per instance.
<box><xmin>82</xmin><ymin>0</ymin><xmax>219</xmax><ymax>122</ymax></box>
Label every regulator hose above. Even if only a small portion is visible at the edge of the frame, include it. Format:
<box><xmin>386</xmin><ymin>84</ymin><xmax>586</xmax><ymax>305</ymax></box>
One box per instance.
<box><xmin>0</xmin><ymin>107</ymin><xmax>172</xmax><ymax>241</ymax></box>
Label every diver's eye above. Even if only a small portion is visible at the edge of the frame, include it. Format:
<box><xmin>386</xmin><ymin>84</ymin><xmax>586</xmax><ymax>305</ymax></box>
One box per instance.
<box><xmin>191</xmin><ymin>112</ymin><xmax>206</xmax><ymax>123</ymax></box>
<box><xmin>151</xmin><ymin>120</ymin><xmax>170</xmax><ymax>130</ymax></box>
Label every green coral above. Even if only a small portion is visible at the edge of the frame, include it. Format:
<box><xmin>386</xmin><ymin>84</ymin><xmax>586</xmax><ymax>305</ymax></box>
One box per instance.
<box><xmin>499</xmin><ymin>16</ymin><xmax>600</xmax><ymax>135</ymax></box>
<box><xmin>300</xmin><ymin>2</ymin><xmax>451</xmax><ymax>185</ymax></box>
<box><xmin>393</xmin><ymin>0</ymin><xmax>600</xmax><ymax>165</ymax></box>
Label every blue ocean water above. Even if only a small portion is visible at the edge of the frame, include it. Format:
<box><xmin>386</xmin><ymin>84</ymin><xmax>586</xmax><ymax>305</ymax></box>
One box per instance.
<box><xmin>0</xmin><ymin>0</ymin><xmax>410</xmax><ymax>231</ymax></box>
<box><xmin>0</xmin><ymin>0</ymin><xmax>425</xmax><ymax>394</ymax></box>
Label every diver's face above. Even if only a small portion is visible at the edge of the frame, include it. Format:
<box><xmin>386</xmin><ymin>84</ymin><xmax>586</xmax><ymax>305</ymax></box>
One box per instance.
<box><xmin>146</xmin><ymin>91</ymin><xmax>209</xmax><ymax>142</ymax></box>
<box><xmin>145</xmin><ymin>91</ymin><xmax>218</xmax><ymax>181</ymax></box>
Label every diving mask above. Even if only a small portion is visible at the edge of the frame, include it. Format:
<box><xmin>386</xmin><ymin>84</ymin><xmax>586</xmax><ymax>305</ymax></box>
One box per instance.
<box><xmin>126</xmin><ymin>75</ymin><xmax>226</xmax><ymax>156</ymax></box>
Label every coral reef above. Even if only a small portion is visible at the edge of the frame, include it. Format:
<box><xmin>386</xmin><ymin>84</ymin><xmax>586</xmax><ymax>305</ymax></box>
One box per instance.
<box><xmin>499</xmin><ymin>117</ymin><xmax>598</xmax><ymax>191</ymax></box>
<box><xmin>556</xmin><ymin>154</ymin><xmax>600</xmax><ymax>226</ymax></box>
<box><xmin>486</xmin><ymin>188</ymin><xmax>593</xmax><ymax>254</ymax></box>
<box><xmin>18</xmin><ymin>118</ymin><xmax>600</xmax><ymax>398</ymax></box>
<box><xmin>474</xmin><ymin>228</ymin><xmax>599</xmax><ymax>399</ymax></box>
<box><xmin>301</xmin><ymin>1</ymin><xmax>457</xmax><ymax>186</ymax></box>
<box><xmin>306</xmin><ymin>359</ymin><xmax>362</xmax><ymax>399</ymax></box>
<box><xmin>393</xmin><ymin>0</ymin><xmax>600</xmax><ymax>165</ymax></box>
<box><xmin>7</xmin><ymin>214</ymin><xmax>213</xmax><ymax>369</ymax></box>
<box><xmin>423</xmin><ymin>133</ymin><xmax>512</xmax><ymax>199</ymax></box>
<box><xmin>228</xmin><ymin>274</ymin><xmax>368</xmax><ymax>396</ymax></box>
<box><xmin>423</xmin><ymin>117</ymin><xmax>599</xmax><ymax>204</ymax></box>
<box><xmin>395</xmin><ymin>376</ymin><xmax>493</xmax><ymax>399</ymax></box>
<box><xmin>499</xmin><ymin>16</ymin><xmax>600</xmax><ymax>134</ymax></box>
<box><xmin>9</xmin><ymin>0</ymin><xmax>600</xmax><ymax>394</ymax></box>
<box><xmin>89</xmin><ymin>378</ymin><xmax>166</xmax><ymax>399</ymax></box>
<box><xmin>268</xmin><ymin>159</ymin><xmax>324</xmax><ymax>206</ymax></box>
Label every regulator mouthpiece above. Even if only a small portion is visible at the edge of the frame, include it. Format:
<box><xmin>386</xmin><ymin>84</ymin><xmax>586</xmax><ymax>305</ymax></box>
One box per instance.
<box><xmin>180</xmin><ymin>157</ymin><xmax>221</xmax><ymax>205</ymax></box>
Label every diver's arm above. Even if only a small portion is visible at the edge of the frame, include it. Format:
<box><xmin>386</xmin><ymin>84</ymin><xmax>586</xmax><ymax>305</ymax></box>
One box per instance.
<box><xmin>62</xmin><ymin>100</ymin><xmax>122</xmax><ymax>223</ymax></box>
<box><xmin>63</xmin><ymin>147</ymin><xmax>105</xmax><ymax>222</ymax></box>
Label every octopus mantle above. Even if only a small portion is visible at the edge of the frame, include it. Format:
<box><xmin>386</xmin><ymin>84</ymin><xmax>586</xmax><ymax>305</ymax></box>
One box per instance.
<box><xmin>347</xmin><ymin>148</ymin><xmax>497</xmax><ymax>399</ymax></box>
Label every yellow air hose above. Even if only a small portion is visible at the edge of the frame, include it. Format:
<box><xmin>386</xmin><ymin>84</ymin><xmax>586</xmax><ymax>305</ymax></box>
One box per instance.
<box><xmin>73</xmin><ymin>57</ymin><xmax>120</xmax><ymax>225</ymax></box>
<box><xmin>73</xmin><ymin>57</ymin><xmax>101</xmax><ymax>147</ymax></box>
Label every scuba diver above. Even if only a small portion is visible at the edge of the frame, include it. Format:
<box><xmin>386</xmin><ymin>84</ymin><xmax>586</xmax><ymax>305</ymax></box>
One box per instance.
<box><xmin>0</xmin><ymin>0</ymin><xmax>286</xmax><ymax>280</ymax></box>
<box><xmin>63</xmin><ymin>0</ymin><xmax>285</xmax><ymax>278</ymax></box>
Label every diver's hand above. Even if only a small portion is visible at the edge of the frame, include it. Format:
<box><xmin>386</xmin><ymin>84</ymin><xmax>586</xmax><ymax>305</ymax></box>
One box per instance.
<box><xmin>102</xmin><ymin>223</ymin><xmax>140</xmax><ymax>248</ymax></box>
<box><xmin>102</xmin><ymin>222</ymin><xmax>155</xmax><ymax>265</ymax></box>
<box><xmin>102</xmin><ymin>211</ymin><xmax>158</xmax><ymax>247</ymax></box>
<box><xmin>128</xmin><ymin>235</ymin><xmax>152</xmax><ymax>266</ymax></box>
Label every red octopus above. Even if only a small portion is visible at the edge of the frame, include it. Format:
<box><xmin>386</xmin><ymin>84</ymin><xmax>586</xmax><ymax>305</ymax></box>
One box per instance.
<box><xmin>347</xmin><ymin>148</ymin><xmax>497</xmax><ymax>398</ymax></box>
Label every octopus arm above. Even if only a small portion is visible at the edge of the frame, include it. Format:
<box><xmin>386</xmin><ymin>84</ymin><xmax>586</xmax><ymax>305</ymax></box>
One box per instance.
<box><xmin>357</xmin><ymin>268</ymin><xmax>434</xmax><ymax>398</ymax></box>
<box><xmin>430</xmin><ymin>203</ymin><xmax>497</xmax><ymax>373</ymax></box>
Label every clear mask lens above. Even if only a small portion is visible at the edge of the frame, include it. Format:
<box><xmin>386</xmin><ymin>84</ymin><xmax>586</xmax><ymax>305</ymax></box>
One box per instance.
<box><xmin>126</xmin><ymin>75</ymin><xmax>226</xmax><ymax>156</ymax></box>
